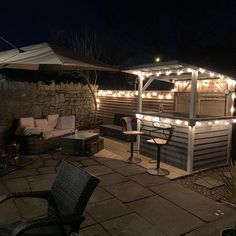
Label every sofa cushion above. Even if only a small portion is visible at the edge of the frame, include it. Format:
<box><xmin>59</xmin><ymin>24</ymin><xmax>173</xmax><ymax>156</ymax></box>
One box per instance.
<box><xmin>20</xmin><ymin>117</ymin><xmax>35</xmax><ymax>128</ymax></box>
<box><xmin>48</xmin><ymin>114</ymin><xmax>59</xmax><ymax>129</ymax></box>
<box><xmin>15</xmin><ymin>117</ymin><xmax>35</xmax><ymax>135</ymax></box>
<box><xmin>35</xmin><ymin>119</ymin><xmax>53</xmax><ymax>132</ymax></box>
<box><xmin>43</xmin><ymin>129</ymin><xmax>72</xmax><ymax>140</ymax></box>
<box><xmin>56</xmin><ymin>115</ymin><xmax>75</xmax><ymax>130</ymax></box>
<box><xmin>23</xmin><ymin>127</ymin><xmax>42</xmax><ymax>136</ymax></box>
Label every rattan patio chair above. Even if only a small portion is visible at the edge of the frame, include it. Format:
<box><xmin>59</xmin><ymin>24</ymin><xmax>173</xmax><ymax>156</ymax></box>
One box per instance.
<box><xmin>0</xmin><ymin>160</ymin><xmax>100</xmax><ymax>236</ymax></box>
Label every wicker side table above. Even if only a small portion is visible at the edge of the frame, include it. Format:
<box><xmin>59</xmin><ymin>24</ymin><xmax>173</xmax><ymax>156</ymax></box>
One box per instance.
<box><xmin>61</xmin><ymin>133</ymin><xmax>99</xmax><ymax>156</ymax></box>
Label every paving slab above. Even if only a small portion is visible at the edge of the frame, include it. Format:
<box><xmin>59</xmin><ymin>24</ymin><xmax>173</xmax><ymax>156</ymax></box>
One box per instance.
<box><xmin>194</xmin><ymin>176</ymin><xmax>224</xmax><ymax>189</ymax></box>
<box><xmin>67</xmin><ymin>156</ymin><xmax>87</xmax><ymax>162</ymax></box>
<box><xmin>0</xmin><ymin>200</ymin><xmax>21</xmax><ymax>224</ymax></box>
<box><xmin>151</xmin><ymin>182</ymin><xmax>233</xmax><ymax>222</ymax></box>
<box><xmin>52</xmin><ymin>151</ymin><xmax>67</xmax><ymax>160</ymax></box>
<box><xmin>84</xmin><ymin>165</ymin><xmax>113</xmax><ymax>176</ymax></box>
<box><xmin>4</xmin><ymin>177</ymin><xmax>30</xmax><ymax>192</ymax></box>
<box><xmin>94</xmin><ymin>149</ymin><xmax>124</xmax><ymax>161</ymax></box>
<box><xmin>44</xmin><ymin>159</ymin><xmax>60</xmax><ymax>167</ymax></box>
<box><xmin>80</xmin><ymin>212</ymin><xmax>96</xmax><ymax>229</ymax></box>
<box><xmin>127</xmin><ymin>195</ymin><xmax>204</xmax><ymax>236</ymax></box>
<box><xmin>80</xmin><ymin>224</ymin><xmax>110</xmax><ymax>236</ymax></box>
<box><xmin>185</xmin><ymin>211</ymin><xmax>236</xmax><ymax>236</ymax></box>
<box><xmin>24</xmin><ymin>159</ymin><xmax>44</xmax><ymax>169</ymax></box>
<box><xmin>81</xmin><ymin>159</ymin><xmax>99</xmax><ymax>166</ymax></box>
<box><xmin>14</xmin><ymin>198</ymin><xmax>47</xmax><ymax>219</ymax></box>
<box><xmin>1</xmin><ymin>168</ymin><xmax>39</xmax><ymax>180</ymax></box>
<box><xmin>102</xmin><ymin>213</ymin><xmax>165</xmax><ymax>236</ymax></box>
<box><xmin>115</xmin><ymin>165</ymin><xmax>146</xmax><ymax>176</ymax></box>
<box><xmin>0</xmin><ymin>182</ymin><xmax>8</xmax><ymax>195</ymax></box>
<box><xmin>88</xmin><ymin>187</ymin><xmax>113</xmax><ymax>204</ymax></box>
<box><xmin>69</xmin><ymin>161</ymin><xmax>83</xmax><ymax>168</ymax></box>
<box><xmin>98</xmin><ymin>158</ymin><xmax>128</xmax><ymax>170</ymax></box>
<box><xmin>104</xmin><ymin>181</ymin><xmax>154</xmax><ymax>203</ymax></box>
<box><xmin>39</xmin><ymin>153</ymin><xmax>53</xmax><ymax>159</ymax></box>
<box><xmin>99</xmin><ymin>173</ymin><xmax>129</xmax><ymax>187</ymax></box>
<box><xmin>37</xmin><ymin>166</ymin><xmax>56</xmax><ymax>174</ymax></box>
<box><xmin>39</xmin><ymin>153</ymin><xmax>53</xmax><ymax>160</ymax></box>
<box><xmin>86</xmin><ymin>198</ymin><xmax>131</xmax><ymax>222</ymax></box>
<box><xmin>27</xmin><ymin>173</ymin><xmax>56</xmax><ymax>191</ymax></box>
<box><xmin>130</xmin><ymin>173</ymin><xmax>170</xmax><ymax>187</ymax></box>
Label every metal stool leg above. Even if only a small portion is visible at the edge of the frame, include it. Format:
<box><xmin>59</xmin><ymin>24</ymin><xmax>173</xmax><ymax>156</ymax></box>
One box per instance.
<box><xmin>124</xmin><ymin>137</ymin><xmax>141</xmax><ymax>164</ymax></box>
<box><xmin>147</xmin><ymin>145</ymin><xmax>169</xmax><ymax>176</ymax></box>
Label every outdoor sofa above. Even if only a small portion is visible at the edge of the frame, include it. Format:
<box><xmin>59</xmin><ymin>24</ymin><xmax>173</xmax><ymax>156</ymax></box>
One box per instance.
<box><xmin>100</xmin><ymin>113</ymin><xmax>137</xmax><ymax>142</ymax></box>
<box><xmin>15</xmin><ymin>114</ymin><xmax>75</xmax><ymax>154</ymax></box>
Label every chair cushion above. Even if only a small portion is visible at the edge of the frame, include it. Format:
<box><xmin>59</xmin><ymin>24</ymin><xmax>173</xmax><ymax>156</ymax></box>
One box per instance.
<box><xmin>0</xmin><ymin>221</ymin><xmax>64</xmax><ymax>236</ymax></box>
<box><xmin>56</xmin><ymin>115</ymin><xmax>75</xmax><ymax>130</ymax></box>
<box><xmin>35</xmin><ymin>119</ymin><xmax>53</xmax><ymax>132</ymax></box>
<box><xmin>48</xmin><ymin>114</ymin><xmax>59</xmax><ymax>129</ymax></box>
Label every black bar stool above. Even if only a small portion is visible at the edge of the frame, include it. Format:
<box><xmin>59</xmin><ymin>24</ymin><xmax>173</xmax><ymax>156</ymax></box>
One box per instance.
<box><xmin>146</xmin><ymin>122</ymin><xmax>174</xmax><ymax>176</ymax></box>
<box><xmin>121</xmin><ymin>117</ymin><xmax>144</xmax><ymax>164</ymax></box>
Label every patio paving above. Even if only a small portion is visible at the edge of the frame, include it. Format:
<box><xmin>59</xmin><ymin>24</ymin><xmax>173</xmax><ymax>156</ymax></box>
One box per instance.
<box><xmin>0</xmin><ymin>137</ymin><xmax>235</xmax><ymax>235</ymax></box>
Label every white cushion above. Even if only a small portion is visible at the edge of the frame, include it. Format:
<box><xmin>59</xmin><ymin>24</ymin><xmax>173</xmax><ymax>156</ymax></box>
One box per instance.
<box><xmin>47</xmin><ymin>114</ymin><xmax>59</xmax><ymax>129</ymax></box>
<box><xmin>35</xmin><ymin>119</ymin><xmax>53</xmax><ymax>132</ymax></box>
<box><xmin>42</xmin><ymin>129</ymin><xmax>72</xmax><ymax>139</ymax></box>
<box><xmin>56</xmin><ymin>115</ymin><xmax>75</xmax><ymax>130</ymax></box>
<box><xmin>20</xmin><ymin>117</ymin><xmax>34</xmax><ymax>128</ymax></box>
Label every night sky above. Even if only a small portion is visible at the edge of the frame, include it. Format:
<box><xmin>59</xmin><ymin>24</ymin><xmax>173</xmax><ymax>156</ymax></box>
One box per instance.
<box><xmin>1</xmin><ymin>0</ymin><xmax>236</xmax><ymax>72</ymax></box>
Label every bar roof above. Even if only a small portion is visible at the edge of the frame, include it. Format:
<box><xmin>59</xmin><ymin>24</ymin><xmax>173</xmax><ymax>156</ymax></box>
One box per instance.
<box><xmin>122</xmin><ymin>60</ymin><xmax>236</xmax><ymax>81</ymax></box>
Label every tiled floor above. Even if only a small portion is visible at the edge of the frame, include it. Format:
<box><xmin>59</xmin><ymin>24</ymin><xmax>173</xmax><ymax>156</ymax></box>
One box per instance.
<box><xmin>0</xmin><ymin>138</ymin><xmax>235</xmax><ymax>236</ymax></box>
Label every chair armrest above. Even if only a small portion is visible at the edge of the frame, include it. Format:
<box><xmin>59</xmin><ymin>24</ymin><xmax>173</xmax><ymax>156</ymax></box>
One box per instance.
<box><xmin>11</xmin><ymin>214</ymin><xmax>85</xmax><ymax>236</ymax></box>
<box><xmin>0</xmin><ymin>191</ymin><xmax>50</xmax><ymax>204</ymax></box>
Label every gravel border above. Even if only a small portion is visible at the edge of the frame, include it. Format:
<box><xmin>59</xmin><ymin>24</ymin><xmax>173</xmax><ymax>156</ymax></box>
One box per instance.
<box><xmin>174</xmin><ymin>165</ymin><xmax>236</xmax><ymax>207</ymax></box>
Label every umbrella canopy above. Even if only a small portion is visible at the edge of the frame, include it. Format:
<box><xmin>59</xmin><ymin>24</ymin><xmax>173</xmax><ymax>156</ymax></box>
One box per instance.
<box><xmin>0</xmin><ymin>42</ymin><xmax>118</xmax><ymax>72</ymax></box>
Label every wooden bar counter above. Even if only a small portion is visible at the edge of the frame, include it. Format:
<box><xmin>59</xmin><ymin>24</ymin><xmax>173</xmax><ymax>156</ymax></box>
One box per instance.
<box><xmin>137</xmin><ymin>112</ymin><xmax>236</xmax><ymax>173</ymax></box>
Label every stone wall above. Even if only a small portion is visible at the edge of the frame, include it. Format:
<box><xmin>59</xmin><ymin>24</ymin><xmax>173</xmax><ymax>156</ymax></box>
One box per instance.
<box><xmin>0</xmin><ymin>77</ymin><xmax>96</xmax><ymax>144</ymax></box>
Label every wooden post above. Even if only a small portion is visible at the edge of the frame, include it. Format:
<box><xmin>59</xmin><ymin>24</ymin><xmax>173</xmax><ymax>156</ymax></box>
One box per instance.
<box><xmin>188</xmin><ymin>70</ymin><xmax>198</xmax><ymax>173</ymax></box>
<box><xmin>187</xmin><ymin>126</ymin><xmax>195</xmax><ymax>173</ymax></box>
<box><xmin>189</xmin><ymin>70</ymin><xmax>198</xmax><ymax>119</ymax></box>
<box><xmin>137</xmin><ymin>75</ymin><xmax>144</xmax><ymax>151</ymax></box>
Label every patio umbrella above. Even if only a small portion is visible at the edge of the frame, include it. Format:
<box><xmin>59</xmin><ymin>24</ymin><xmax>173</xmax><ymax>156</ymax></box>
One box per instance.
<box><xmin>0</xmin><ymin>42</ymin><xmax>118</xmax><ymax>72</ymax></box>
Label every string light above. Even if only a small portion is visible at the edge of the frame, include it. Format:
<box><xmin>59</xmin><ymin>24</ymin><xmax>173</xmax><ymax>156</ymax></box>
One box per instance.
<box><xmin>199</xmin><ymin>68</ymin><xmax>205</xmax><ymax>73</ymax></box>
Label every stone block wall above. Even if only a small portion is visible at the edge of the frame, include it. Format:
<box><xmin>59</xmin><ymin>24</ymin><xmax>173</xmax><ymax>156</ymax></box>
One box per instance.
<box><xmin>0</xmin><ymin>77</ymin><xmax>96</xmax><ymax>144</ymax></box>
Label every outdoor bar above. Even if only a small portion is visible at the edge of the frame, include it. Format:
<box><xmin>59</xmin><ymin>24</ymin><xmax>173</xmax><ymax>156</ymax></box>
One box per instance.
<box><xmin>123</xmin><ymin>61</ymin><xmax>236</xmax><ymax>173</ymax></box>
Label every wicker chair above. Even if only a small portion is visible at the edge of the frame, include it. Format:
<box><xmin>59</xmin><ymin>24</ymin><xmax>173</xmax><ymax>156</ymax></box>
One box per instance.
<box><xmin>0</xmin><ymin>160</ymin><xmax>100</xmax><ymax>236</ymax></box>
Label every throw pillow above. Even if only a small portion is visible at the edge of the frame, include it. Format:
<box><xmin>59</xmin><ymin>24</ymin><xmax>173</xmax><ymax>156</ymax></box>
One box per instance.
<box><xmin>35</xmin><ymin>119</ymin><xmax>53</xmax><ymax>132</ymax></box>
<box><xmin>56</xmin><ymin>115</ymin><xmax>75</xmax><ymax>130</ymax></box>
<box><xmin>48</xmin><ymin>114</ymin><xmax>59</xmax><ymax>129</ymax></box>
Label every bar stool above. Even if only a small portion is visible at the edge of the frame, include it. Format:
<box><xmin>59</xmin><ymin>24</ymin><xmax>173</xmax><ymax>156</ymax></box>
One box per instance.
<box><xmin>121</xmin><ymin>116</ymin><xmax>144</xmax><ymax>164</ymax></box>
<box><xmin>146</xmin><ymin>122</ymin><xmax>174</xmax><ymax>176</ymax></box>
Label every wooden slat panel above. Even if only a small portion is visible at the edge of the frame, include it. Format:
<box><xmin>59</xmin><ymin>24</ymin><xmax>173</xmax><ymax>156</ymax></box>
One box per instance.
<box><xmin>194</xmin><ymin>135</ymin><xmax>228</xmax><ymax>145</ymax></box>
<box><xmin>194</xmin><ymin>141</ymin><xmax>228</xmax><ymax>150</ymax></box>
<box><xmin>194</xmin><ymin>146</ymin><xmax>227</xmax><ymax>156</ymax></box>
<box><xmin>195</xmin><ymin>130</ymin><xmax>229</xmax><ymax>139</ymax></box>
<box><xmin>193</xmin><ymin>124</ymin><xmax>230</xmax><ymax>170</ymax></box>
<box><xmin>98</xmin><ymin>90</ymin><xmax>175</xmax><ymax>124</ymax></box>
